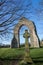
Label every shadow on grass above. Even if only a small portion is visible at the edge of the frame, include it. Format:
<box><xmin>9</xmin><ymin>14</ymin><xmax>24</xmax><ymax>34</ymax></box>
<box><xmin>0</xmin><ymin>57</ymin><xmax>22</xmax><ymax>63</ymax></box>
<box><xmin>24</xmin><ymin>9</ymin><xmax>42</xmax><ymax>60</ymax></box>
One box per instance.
<box><xmin>0</xmin><ymin>59</ymin><xmax>43</xmax><ymax>65</ymax></box>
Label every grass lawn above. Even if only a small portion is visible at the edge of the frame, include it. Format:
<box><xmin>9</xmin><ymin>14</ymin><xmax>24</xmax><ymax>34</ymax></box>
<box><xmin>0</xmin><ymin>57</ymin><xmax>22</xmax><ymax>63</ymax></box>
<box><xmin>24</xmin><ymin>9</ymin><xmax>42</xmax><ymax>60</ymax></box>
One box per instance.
<box><xmin>0</xmin><ymin>47</ymin><xmax>43</xmax><ymax>65</ymax></box>
<box><xmin>0</xmin><ymin>47</ymin><xmax>43</xmax><ymax>60</ymax></box>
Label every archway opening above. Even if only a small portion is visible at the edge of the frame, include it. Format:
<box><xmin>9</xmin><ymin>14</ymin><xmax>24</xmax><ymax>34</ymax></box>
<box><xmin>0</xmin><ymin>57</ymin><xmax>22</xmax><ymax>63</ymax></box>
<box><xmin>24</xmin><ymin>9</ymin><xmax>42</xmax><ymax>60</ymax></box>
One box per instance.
<box><xmin>19</xmin><ymin>25</ymin><xmax>31</xmax><ymax>47</ymax></box>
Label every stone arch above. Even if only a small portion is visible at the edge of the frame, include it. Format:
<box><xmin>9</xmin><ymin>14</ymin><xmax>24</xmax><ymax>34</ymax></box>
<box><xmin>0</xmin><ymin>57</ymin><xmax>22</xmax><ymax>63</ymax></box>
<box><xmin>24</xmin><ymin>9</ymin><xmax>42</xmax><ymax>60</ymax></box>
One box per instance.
<box><xmin>11</xmin><ymin>17</ymin><xmax>39</xmax><ymax>48</ymax></box>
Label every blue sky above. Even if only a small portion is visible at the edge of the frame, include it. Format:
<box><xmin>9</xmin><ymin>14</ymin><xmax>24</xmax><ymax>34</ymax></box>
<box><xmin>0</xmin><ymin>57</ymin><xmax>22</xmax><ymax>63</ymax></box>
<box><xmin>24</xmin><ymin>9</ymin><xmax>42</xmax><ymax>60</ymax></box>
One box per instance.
<box><xmin>0</xmin><ymin>0</ymin><xmax>43</xmax><ymax>45</ymax></box>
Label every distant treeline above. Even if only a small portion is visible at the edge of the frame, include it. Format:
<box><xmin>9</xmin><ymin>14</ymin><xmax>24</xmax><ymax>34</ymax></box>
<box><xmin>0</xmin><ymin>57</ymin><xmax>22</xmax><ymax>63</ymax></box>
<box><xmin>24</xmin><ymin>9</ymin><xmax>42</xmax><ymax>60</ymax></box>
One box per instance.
<box><xmin>20</xmin><ymin>43</ymin><xmax>31</xmax><ymax>48</ymax></box>
<box><xmin>0</xmin><ymin>45</ymin><xmax>10</xmax><ymax>48</ymax></box>
<box><xmin>0</xmin><ymin>43</ymin><xmax>31</xmax><ymax>48</ymax></box>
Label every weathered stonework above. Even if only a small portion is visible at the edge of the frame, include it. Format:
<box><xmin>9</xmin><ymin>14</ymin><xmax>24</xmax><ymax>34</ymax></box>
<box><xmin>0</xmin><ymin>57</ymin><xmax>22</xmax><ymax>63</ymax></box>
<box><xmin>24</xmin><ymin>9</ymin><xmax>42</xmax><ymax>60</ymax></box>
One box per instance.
<box><xmin>11</xmin><ymin>17</ymin><xmax>39</xmax><ymax>48</ymax></box>
<box><xmin>40</xmin><ymin>40</ymin><xmax>43</xmax><ymax>47</ymax></box>
<box><xmin>23</xmin><ymin>30</ymin><xmax>33</xmax><ymax>63</ymax></box>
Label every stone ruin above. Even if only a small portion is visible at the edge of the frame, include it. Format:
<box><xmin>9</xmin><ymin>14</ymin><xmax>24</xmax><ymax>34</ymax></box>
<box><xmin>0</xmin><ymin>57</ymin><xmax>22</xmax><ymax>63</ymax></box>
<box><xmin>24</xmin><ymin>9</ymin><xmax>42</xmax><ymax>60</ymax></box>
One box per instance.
<box><xmin>40</xmin><ymin>40</ymin><xmax>43</xmax><ymax>47</ymax></box>
<box><xmin>11</xmin><ymin>17</ymin><xmax>40</xmax><ymax>48</ymax></box>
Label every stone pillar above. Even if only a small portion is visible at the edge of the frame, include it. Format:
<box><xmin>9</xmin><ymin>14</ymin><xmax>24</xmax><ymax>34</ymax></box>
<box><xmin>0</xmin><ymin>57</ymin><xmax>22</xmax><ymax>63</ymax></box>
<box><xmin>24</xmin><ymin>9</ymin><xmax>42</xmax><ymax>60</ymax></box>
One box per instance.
<box><xmin>30</xmin><ymin>29</ymin><xmax>39</xmax><ymax>48</ymax></box>
<box><xmin>14</xmin><ymin>33</ymin><xmax>20</xmax><ymax>48</ymax></box>
<box><xmin>32</xmin><ymin>30</ymin><xmax>39</xmax><ymax>47</ymax></box>
<box><xmin>30</xmin><ymin>34</ymin><xmax>34</xmax><ymax>47</ymax></box>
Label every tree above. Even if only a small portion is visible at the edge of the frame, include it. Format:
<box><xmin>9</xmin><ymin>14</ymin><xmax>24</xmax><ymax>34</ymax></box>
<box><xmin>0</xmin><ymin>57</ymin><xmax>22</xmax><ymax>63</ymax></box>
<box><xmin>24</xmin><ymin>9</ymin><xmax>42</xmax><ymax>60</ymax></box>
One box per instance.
<box><xmin>0</xmin><ymin>0</ymin><xmax>32</xmax><ymax>36</ymax></box>
<box><xmin>0</xmin><ymin>0</ymin><xmax>43</xmax><ymax>40</ymax></box>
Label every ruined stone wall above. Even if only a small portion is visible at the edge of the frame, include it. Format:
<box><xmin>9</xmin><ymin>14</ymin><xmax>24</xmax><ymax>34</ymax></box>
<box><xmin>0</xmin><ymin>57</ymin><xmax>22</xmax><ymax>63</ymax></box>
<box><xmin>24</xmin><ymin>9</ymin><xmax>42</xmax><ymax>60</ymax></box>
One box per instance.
<box><xmin>11</xmin><ymin>17</ymin><xmax>39</xmax><ymax>48</ymax></box>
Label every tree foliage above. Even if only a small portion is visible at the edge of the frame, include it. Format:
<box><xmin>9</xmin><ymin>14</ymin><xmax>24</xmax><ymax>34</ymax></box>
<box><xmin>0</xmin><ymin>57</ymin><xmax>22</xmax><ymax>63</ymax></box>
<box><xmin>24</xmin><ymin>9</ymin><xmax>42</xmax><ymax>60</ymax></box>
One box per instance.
<box><xmin>0</xmin><ymin>0</ymin><xmax>43</xmax><ymax>39</ymax></box>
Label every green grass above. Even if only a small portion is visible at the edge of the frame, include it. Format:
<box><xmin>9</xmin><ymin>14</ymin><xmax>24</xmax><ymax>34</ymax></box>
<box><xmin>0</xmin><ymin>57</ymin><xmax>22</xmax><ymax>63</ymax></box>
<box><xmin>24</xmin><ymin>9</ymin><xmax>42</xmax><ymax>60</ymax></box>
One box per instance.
<box><xmin>0</xmin><ymin>47</ymin><xmax>43</xmax><ymax>60</ymax></box>
<box><xmin>0</xmin><ymin>48</ymin><xmax>43</xmax><ymax>65</ymax></box>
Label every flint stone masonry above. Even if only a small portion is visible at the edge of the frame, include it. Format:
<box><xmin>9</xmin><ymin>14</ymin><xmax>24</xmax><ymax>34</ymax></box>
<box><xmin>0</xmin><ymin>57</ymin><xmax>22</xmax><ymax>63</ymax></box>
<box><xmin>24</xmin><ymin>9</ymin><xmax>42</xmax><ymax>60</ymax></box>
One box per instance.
<box><xmin>11</xmin><ymin>17</ymin><xmax>39</xmax><ymax>48</ymax></box>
